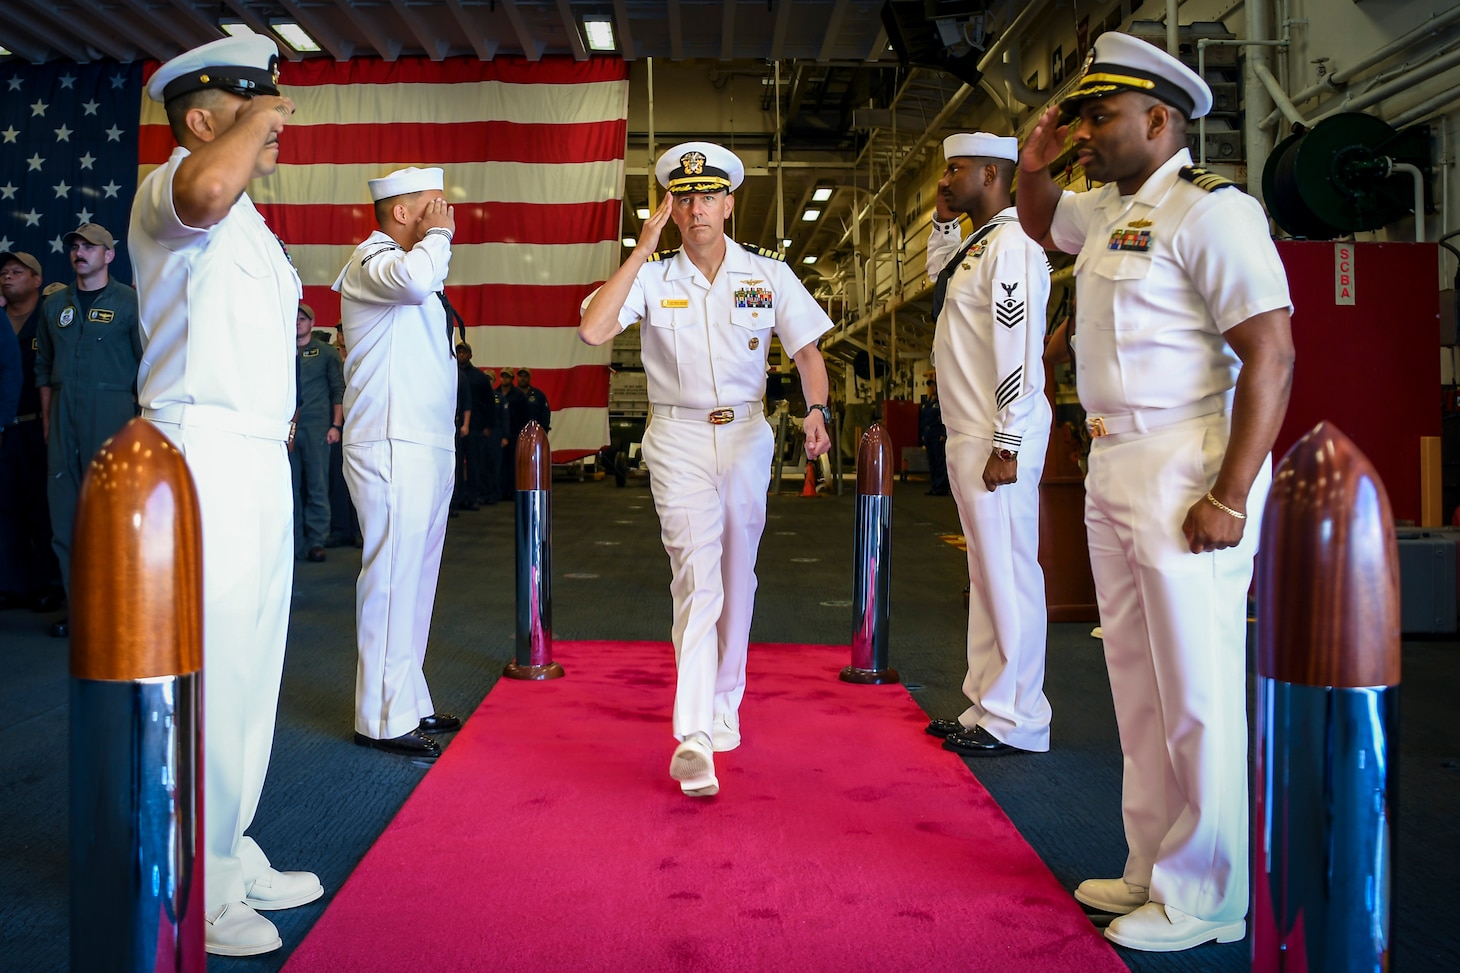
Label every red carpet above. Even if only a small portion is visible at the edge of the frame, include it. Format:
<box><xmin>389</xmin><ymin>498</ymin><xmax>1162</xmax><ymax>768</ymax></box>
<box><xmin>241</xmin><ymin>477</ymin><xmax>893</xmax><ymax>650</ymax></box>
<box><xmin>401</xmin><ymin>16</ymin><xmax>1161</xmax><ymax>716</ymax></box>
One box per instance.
<box><xmin>283</xmin><ymin>642</ymin><xmax>1127</xmax><ymax>972</ymax></box>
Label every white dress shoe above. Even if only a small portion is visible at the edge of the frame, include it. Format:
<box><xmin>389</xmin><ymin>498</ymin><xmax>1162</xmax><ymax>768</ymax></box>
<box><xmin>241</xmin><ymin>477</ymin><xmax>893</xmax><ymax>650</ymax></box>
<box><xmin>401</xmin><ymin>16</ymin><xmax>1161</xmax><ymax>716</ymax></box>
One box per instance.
<box><xmin>1074</xmin><ymin>877</ymin><xmax>1148</xmax><ymax>915</ymax></box>
<box><xmin>711</xmin><ymin>712</ymin><xmax>741</xmax><ymax>752</ymax></box>
<box><xmin>1105</xmin><ymin>902</ymin><xmax>1246</xmax><ymax>952</ymax></box>
<box><xmin>670</xmin><ymin>733</ymin><xmax>719</xmax><ymax>796</ymax></box>
<box><xmin>205</xmin><ymin>901</ymin><xmax>281</xmax><ymax>957</ymax></box>
<box><xmin>245</xmin><ymin>866</ymin><xmax>324</xmax><ymax>911</ymax></box>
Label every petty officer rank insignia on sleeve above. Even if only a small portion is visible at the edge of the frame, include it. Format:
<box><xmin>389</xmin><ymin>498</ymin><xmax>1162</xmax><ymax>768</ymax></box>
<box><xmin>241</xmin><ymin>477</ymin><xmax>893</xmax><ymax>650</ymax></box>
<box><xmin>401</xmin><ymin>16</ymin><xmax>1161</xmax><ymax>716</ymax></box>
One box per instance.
<box><xmin>1108</xmin><ymin>228</ymin><xmax>1152</xmax><ymax>252</ymax></box>
<box><xmin>1179</xmin><ymin>165</ymin><xmax>1239</xmax><ymax>192</ymax></box>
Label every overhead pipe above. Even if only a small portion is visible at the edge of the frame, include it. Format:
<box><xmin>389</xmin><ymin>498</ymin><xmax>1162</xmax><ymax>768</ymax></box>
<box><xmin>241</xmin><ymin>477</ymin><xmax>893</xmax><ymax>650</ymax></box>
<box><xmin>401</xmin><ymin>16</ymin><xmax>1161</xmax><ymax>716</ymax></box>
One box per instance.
<box><xmin>69</xmin><ymin>418</ymin><xmax>205</xmax><ymax>972</ymax></box>
<box><xmin>1261</xmin><ymin>7</ymin><xmax>1460</xmax><ymax>131</ymax></box>
<box><xmin>1388</xmin><ymin>162</ymin><xmax>1426</xmax><ymax>242</ymax></box>
<box><xmin>1389</xmin><ymin>85</ymin><xmax>1460</xmax><ymax>129</ymax></box>
<box><xmin>1254</xmin><ymin>63</ymin><xmax>1308</xmax><ymax>129</ymax></box>
<box><xmin>1307</xmin><ymin>45</ymin><xmax>1460</xmax><ymax>126</ymax></box>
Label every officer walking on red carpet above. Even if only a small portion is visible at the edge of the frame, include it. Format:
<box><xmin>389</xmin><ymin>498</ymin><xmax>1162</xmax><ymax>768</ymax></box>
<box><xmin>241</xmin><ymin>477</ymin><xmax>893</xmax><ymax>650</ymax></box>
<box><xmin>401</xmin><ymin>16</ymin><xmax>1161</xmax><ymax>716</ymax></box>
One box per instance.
<box><xmin>130</xmin><ymin>30</ymin><xmax>322</xmax><ymax>957</ymax></box>
<box><xmin>920</xmin><ymin>133</ymin><xmax>1053</xmax><ymax>759</ymax></box>
<box><xmin>579</xmin><ymin>141</ymin><xmax>832</xmax><ymax>797</ymax></box>
<box><xmin>336</xmin><ymin>166</ymin><xmax>462</xmax><ymax>762</ymax></box>
<box><xmin>1016</xmin><ymin>33</ymin><xmax>1295</xmax><ymax>952</ymax></box>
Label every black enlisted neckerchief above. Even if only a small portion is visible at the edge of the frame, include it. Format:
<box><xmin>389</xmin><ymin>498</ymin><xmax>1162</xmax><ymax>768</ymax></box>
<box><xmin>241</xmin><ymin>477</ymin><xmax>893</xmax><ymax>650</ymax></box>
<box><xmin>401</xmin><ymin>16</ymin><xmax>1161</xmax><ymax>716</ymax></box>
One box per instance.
<box><xmin>438</xmin><ymin>290</ymin><xmax>466</xmax><ymax>356</ymax></box>
<box><xmin>929</xmin><ymin>216</ymin><xmax>1014</xmax><ymax>322</ymax></box>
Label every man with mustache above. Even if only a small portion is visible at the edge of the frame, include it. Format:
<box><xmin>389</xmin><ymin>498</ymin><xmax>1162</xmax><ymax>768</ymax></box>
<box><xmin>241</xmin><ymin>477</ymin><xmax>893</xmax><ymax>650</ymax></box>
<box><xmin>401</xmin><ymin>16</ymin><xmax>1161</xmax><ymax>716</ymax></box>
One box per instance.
<box><xmin>1016</xmin><ymin>32</ymin><xmax>1295</xmax><ymax>952</ymax></box>
<box><xmin>580</xmin><ymin>141</ymin><xmax>832</xmax><ymax>797</ymax></box>
<box><xmin>130</xmin><ymin>30</ymin><xmax>321</xmax><ymax>957</ymax></box>
<box><xmin>35</xmin><ymin>223</ymin><xmax>142</xmax><ymax>638</ymax></box>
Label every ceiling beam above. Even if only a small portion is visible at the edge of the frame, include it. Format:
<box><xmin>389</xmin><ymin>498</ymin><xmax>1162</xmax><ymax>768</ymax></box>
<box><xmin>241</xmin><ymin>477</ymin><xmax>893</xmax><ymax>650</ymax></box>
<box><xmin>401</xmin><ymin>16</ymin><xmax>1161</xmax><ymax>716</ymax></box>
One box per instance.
<box><xmin>73</xmin><ymin>0</ymin><xmax>176</xmax><ymax>60</ymax></box>
<box><xmin>331</xmin><ymin>0</ymin><xmax>402</xmax><ymax>60</ymax></box>
<box><xmin>612</xmin><ymin>0</ymin><xmax>636</xmax><ymax>60</ymax></box>
<box><xmin>276</xmin><ymin>0</ymin><xmax>356</xmax><ymax>61</ymax></box>
<box><xmin>24</xmin><ymin>2</ymin><xmax>133</xmax><ymax>61</ymax></box>
<box><xmin>116</xmin><ymin>0</ymin><xmax>209</xmax><ymax>53</ymax></box>
<box><xmin>770</xmin><ymin>0</ymin><xmax>793</xmax><ymax>62</ymax></box>
<box><xmin>0</xmin><ymin>28</ymin><xmax>46</xmax><ymax>63</ymax></box>
<box><xmin>387</xmin><ymin>0</ymin><xmax>449</xmax><ymax>60</ymax></box>
<box><xmin>865</xmin><ymin>26</ymin><xmax>888</xmax><ymax>62</ymax></box>
<box><xmin>667</xmin><ymin>0</ymin><xmax>683</xmax><ymax>60</ymax></box>
<box><xmin>165</xmin><ymin>0</ymin><xmax>228</xmax><ymax>46</ymax></box>
<box><xmin>720</xmin><ymin>0</ymin><xmax>736</xmax><ymax>61</ymax></box>
<box><xmin>442</xmin><ymin>0</ymin><xmax>496</xmax><ymax>60</ymax></box>
<box><xmin>818</xmin><ymin>0</ymin><xmax>850</xmax><ymax>63</ymax></box>
<box><xmin>500</xmin><ymin>0</ymin><xmax>544</xmax><ymax>61</ymax></box>
<box><xmin>1</xmin><ymin>10</ymin><xmax>89</xmax><ymax>62</ymax></box>
<box><xmin>218</xmin><ymin>0</ymin><xmax>302</xmax><ymax>61</ymax></box>
<box><xmin>554</xmin><ymin>0</ymin><xmax>588</xmax><ymax>61</ymax></box>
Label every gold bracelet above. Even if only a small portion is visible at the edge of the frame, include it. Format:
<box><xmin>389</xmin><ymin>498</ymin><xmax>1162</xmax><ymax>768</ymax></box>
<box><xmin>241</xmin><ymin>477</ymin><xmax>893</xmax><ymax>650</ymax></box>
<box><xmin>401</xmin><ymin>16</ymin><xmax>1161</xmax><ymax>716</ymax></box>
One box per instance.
<box><xmin>1204</xmin><ymin>491</ymin><xmax>1246</xmax><ymax>520</ymax></box>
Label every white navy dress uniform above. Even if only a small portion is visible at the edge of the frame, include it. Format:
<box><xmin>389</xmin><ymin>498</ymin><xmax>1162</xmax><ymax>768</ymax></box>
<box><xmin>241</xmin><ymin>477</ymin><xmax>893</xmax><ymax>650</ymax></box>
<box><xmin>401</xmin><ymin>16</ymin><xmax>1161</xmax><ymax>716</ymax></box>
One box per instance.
<box><xmin>130</xmin><ymin>30</ymin><xmax>320</xmax><ymax>952</ymax></box>
<box><xmin>582</xmin><ymin>142</ymin><xmax>832</xmax><ymax>785</ymax></box>
<box><xmin>1046</xmin><ymin>32</ymin><xmax>1293</xmax><ymax>936</ymax></box>
<box><xmin>926</xmin><ymin>133</ymin><xmax>1053</xmax><ymax>752</ymax></box>
<box><xmin>335</xmin><ymin>166</ymin><xmax>456</xmax><ymax>742</ymax></box>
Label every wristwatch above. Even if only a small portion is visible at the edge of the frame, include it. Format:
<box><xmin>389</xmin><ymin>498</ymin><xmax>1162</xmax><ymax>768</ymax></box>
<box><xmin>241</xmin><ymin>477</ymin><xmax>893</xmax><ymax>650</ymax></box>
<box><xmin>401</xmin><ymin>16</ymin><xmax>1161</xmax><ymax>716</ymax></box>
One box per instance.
<box><xmin>806</xmin><ymin>404</ymin><xmax>832</xmax><ymax>424</ymax></box>
<box><xmin>994</xmin><ymin>447</ymin><xmax>1017</xmax><ymax>461</ymax></box>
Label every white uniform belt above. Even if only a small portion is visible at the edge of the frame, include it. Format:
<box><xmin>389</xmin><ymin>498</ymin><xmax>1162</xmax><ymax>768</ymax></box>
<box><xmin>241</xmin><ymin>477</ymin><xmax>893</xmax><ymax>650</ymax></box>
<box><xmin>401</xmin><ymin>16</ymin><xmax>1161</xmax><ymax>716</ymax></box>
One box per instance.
<box><xmin>650</xmin><ymin>402</ymin><xmax>763</xmax><ymax>425</ymax></box>
<box><xmin>1086</xmin><ymin>392</ymin><xmax>1229</xmax><ymax>438</ymax></box>
<box><xmin>143</xmin><ymin>404</ymin><xmax>294</xmax><ymax>442</ymax></box>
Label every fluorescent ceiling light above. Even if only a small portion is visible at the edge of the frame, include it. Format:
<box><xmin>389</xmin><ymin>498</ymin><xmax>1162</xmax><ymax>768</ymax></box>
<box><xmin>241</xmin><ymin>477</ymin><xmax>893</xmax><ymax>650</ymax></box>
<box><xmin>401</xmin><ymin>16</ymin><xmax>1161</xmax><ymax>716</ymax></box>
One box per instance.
<box><xmin>622</xmin><ymin>237</ymin><xmax>636</xmax><ymax>247</ymax></box>
<box><xmin>811</xmin><ymin>186</ymin><xmax>834</xmax><ymax>202</ymax></box>
<box><xmin>271</xmin><ymin>21</ymin><xmax>321</xmax><ymax>53</ymax></box>
<box><xmin>781</xmin><ymin>238</ymin><xmax>792</xmax><ymax>248</ymax></box>
<box><xmin>635</xmin><ymin>205</ymin><xmax>651</xmax><ymax>220</ymax></box>
<box><xmin>800</xmin><ymin>208</ymin><xmax>821</xmax><ymax>222</ymax></box>
<box><xmin>802</xmin><ymin>255</ymin><xmax>818</xmax><ymax>264</ymax></box>
<box><xmin>584</xmin><ymin>15</ymin><xmax>616</xmax><ymax>52</ymax></box>
<box><xmin>0</xmin><ymin>46</ymin><xmax>11</xmax><ymax>56</ymax></box>
<box><xmin>220</xmin><ymin>23</ymin><xmax>252</xmax><ymax>38</ymax></box>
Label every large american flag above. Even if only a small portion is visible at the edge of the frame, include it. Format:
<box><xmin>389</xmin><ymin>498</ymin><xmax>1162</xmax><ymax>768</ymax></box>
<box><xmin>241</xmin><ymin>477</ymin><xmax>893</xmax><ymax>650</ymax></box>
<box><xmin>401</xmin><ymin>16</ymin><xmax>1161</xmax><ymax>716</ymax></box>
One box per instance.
<box><xmin>3</xmin><ymin>55</ymin><xmax>626</xmax><ymax>462</ymax></box>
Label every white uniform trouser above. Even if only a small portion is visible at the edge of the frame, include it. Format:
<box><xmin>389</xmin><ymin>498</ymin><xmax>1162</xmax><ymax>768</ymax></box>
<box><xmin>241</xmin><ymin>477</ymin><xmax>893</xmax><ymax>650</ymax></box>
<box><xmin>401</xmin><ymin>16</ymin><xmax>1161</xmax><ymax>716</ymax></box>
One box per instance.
<box><xmin>148</xmin><ymin>420</ymin><xmax>293</xmax><ymax>911</ymax></box>
<box><xmin>945</xmin><ymin>409</ymin><xmax>1053</xmax><ymax>752</ymax></box>
<box><xmin>642</xmin><ymin>414</ymin><xmax>772</xmax><ymax>742</ymax></box>
<box><xmin>1084</xmin><ymin>411</ymin><xmax>1270</xmax><ymax>924</ymax></box>
<box><xmin>344</xmin><ymin>439</ymin><xmax>453</xmax><ymax>739</ymax></box>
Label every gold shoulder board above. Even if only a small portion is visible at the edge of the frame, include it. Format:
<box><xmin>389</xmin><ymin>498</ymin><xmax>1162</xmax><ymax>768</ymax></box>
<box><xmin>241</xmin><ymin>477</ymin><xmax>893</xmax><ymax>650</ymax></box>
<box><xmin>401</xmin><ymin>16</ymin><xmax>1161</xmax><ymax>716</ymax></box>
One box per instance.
<box><xmin>740</xmin><ymin>242</ymin><xmax>786</xmax><ymax>262</ymax></box>
<box><xmin>647</xmin><ymin>248</ymin><xmax>681</xmax><ymax>262</ymax></box>
<box><xmin>1178</xmin><ymin>166</ymin><xmax>1239</xmax><ymax>193</ymax></box>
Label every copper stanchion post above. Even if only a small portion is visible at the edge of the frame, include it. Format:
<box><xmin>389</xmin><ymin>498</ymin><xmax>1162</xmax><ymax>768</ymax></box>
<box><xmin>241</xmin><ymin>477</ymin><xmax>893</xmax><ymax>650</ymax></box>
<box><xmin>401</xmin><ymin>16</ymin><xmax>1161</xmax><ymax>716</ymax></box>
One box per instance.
<box><xmin>506</xmin><ymin>421</ymin><xmax>563</xmax><ymax>680</ymax></box>
<box><xmin>1254</xmin><ymin>421</ymin><xmax>1400</xmax><ymax>970</ymax></box>
<box><xmin>69</xmin><ymin>418</ymin><xmax>205</xmax><ymax>972</ymax></box>
<box><xmin>842</xmin><ymin>422</ymin><xmax>899</xmax><ymax>684</ymax></box>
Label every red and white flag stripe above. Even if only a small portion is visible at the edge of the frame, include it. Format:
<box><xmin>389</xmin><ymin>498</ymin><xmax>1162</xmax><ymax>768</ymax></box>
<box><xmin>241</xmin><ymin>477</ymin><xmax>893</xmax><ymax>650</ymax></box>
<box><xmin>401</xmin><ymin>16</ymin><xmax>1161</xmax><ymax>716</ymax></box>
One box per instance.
<box><xmin>138</xmin><ymin>56</ymin><xmax>629</xmax><ymax>461</ymax></box>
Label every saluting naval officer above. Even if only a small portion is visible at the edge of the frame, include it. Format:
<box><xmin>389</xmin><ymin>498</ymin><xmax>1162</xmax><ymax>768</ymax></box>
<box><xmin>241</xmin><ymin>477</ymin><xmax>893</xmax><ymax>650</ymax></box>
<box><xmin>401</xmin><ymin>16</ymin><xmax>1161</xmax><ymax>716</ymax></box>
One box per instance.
<box><xmin>920</xmin><ymin>133</ymin><xmax>1053</xmax><ymax>759</ymax></box>
<box><xmin>129</xmin><ymin>30</ymin><xmax>322</xmax><ymax>956</ymax></box>
<box><xmin>36</xmin><ymin>222</ymin><xmax>143</xmax><ymax>638</ymax></box>
<box><xmin>1016</xmin><ymin>32</ymin><xmax>1294</xmax><ymax>952</ymax></box>
<box><xmin>336</xmin><ymin>166</ymin><xmax>461</xmax><ymax>762</ymax></box>
<box><xmin>580</xmin><ymin>141</ymin><xmax>833</xmax><ymax>797</ymax></box>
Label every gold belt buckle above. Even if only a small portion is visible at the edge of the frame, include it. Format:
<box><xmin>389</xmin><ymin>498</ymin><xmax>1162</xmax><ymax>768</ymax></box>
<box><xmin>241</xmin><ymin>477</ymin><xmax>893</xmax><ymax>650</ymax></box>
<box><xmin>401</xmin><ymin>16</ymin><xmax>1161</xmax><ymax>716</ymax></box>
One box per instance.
<box><xmin>708</xmin><ymin>407</ymin><xmax>736</xmax><ymax>425</ymax></box>
<box><xmin>1087</xmin><ymin>416</ymin><xmax>1108</xmax><ymax>438</ymax></box>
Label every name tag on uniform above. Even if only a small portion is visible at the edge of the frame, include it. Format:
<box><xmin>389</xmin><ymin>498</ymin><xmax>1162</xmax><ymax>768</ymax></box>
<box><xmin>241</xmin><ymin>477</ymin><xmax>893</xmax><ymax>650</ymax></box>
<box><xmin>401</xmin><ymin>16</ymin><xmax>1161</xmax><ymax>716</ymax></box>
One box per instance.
<box><xmin>661</xmin><ymin>298</ymin><xmax>689</xmax><ymax>308</ymax></box>
<box><xmin>302</xmin><ymin>348</ymin><xmax>320</xmax><ymax>358</ymax></box>
<box><xmin>88</xmin><ymin>308</ymin><xmax>115</xmax><ymax>323</ymax></box>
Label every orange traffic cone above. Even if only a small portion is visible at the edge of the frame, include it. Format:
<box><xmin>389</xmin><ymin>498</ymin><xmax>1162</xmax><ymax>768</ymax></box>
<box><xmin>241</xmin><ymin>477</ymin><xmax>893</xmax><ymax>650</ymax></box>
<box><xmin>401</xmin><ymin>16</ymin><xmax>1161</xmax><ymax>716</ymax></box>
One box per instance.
<box><xmin>801</xmin><ymin>461</ymin><xmax>817</xmax><ymax>497</ymax></box>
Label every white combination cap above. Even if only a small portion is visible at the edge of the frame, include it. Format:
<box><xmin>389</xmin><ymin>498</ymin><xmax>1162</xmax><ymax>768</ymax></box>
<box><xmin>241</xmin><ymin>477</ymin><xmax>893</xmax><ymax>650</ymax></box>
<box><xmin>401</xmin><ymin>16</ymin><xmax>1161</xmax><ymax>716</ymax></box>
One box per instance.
<box><xmin>943</xmin><ymin>133</ymin><xmax>1019</xmax><ymax>162</ymax></box>
<box><xmin>368</xmin><ymin>166</ymin><xmax>446</xmax><ymax>202</ymax></box>
<box><xmin>654</xmin><ymin>141</ymin><xmax>745</xmax><ymax>193</ymax></box>
<box><xmin>146</xmin><ymin>31</ymin><xmax>281</xmax><ymax>104</ymax></box>
<box><xmin>1060</xmin><ymin>32</ymin><xmax>1213</xmax><ymax>119</ymax></box>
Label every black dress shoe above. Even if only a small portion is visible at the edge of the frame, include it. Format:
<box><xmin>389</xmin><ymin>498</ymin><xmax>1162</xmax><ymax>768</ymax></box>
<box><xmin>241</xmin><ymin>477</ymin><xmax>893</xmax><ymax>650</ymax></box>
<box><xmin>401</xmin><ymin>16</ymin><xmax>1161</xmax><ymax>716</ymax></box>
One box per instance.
<box><xmin>354</xmin><ymin>730</ymin><xmax>441</xmax><ymax>760</ymax></box>
<box><xmin>306</xmin><ymin>546</ymin><xmax>327</xmax><ymax>562</ymax></box>
<box><xmin>942</xmin><ymin>725</ymin><xmax>1023</xmax><ymax>757</ymax></box>
<box><xmin>925</xmin><ymin>718</ymin><xmax>964</xmax><ymax>739</ymax></box>
<box><xmin>49</xmin><ymin>616</ymin><xmax>69</xmax><ymax>638</ymax></box>
<box><xmin>418</xmin><ymin>713</ymin><xmax>461</xmax><ymax>734</ymax></box>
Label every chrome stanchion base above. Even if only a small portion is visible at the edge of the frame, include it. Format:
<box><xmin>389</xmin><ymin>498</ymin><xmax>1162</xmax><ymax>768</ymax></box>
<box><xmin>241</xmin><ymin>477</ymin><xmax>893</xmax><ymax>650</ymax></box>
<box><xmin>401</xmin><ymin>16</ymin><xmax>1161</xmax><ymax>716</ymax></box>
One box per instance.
<box><xmin>839</xmin><ymin>665</ymin><xmax>900</xmax><ymax>685</ymax></box>
<box><xmin>504</xmin><ymin>661</ymin><xmax>565</xmax><ymax>681</ymax></box>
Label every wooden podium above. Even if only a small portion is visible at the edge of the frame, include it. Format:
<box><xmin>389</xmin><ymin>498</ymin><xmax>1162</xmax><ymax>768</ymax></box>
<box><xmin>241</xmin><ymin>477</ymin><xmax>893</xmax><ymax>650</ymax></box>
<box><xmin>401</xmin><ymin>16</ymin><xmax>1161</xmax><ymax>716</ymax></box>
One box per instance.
<box><xmin>1038</xmin><ymin>383</ymin><xmax>1099</xmax><ymax>623</ymax></box>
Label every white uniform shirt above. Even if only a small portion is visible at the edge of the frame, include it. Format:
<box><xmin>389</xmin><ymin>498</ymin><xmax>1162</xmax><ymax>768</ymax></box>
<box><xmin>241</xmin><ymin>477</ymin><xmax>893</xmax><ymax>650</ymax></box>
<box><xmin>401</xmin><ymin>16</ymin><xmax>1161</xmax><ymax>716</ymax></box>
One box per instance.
<box><xmin>1048</xmin><ymin>148</ymin><xmax>1292</xmax><ymax>416</ymax></box>
<box><xmin>927</xmin><ymin>207</ymin><xmax>1051</xmax><ymax>449</ymax></box>
<box><xmin>131</xmin><ymin>146</ymin><xmax>300</xmax><ymax>421</ymax></box>
<box><xmin>334</xmin><ymin>229</ymin><xmax>456</xmax><ymax>451</ymax></box>
<box><xmin>591</xmin><ymin>237</ymin><xmax>832</xmax><ymax>409</ymax></box>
